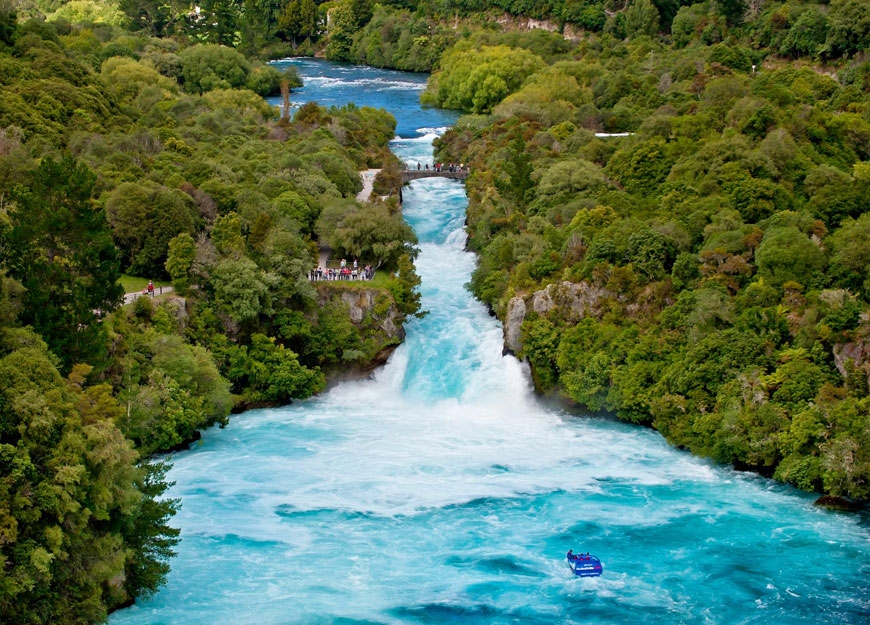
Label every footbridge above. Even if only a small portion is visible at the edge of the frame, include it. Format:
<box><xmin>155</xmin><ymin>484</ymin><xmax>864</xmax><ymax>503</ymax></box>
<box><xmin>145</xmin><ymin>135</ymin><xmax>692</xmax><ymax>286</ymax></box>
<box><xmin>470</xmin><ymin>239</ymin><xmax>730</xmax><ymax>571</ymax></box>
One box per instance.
<box><xmin>401</xmin><ymin>169</ymin><xmax>468</xmax><ymax>182</ymax></box>
<box><xmin>358</xmin><ymin>168</ymin><xmax>469</xmax><ymax>205</ymax></box>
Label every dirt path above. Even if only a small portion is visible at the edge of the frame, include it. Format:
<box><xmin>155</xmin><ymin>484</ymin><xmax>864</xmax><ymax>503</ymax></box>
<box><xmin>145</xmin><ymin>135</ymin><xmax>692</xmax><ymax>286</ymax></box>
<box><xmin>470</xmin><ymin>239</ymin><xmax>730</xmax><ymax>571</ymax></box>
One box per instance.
<box><xmin>123</xmin><ymin>285</ymin><xmax>173</xmax><ymax>305</ymax></box>
<box><xmin>357</xmin><ymin>169</ymin><xmax>381</xmax><ymax>202</ymax></box>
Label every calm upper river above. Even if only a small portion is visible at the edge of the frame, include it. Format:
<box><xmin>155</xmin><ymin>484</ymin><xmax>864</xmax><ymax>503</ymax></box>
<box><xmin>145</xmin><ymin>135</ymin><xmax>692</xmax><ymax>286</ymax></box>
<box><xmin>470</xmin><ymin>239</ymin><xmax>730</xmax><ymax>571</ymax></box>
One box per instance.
<box><xmin>110</xmin><ymin>58</ymin><xmax>870</xmax><ymax>625</ymax></box>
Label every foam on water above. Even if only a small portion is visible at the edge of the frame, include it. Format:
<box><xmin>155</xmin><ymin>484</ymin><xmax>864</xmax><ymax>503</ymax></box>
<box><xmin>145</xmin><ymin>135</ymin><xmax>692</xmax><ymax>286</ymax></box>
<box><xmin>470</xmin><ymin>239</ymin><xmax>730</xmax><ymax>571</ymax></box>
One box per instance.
<box><xmin>111</xmin><ymin>59</ymin><xmax>870</xmax><ymax>625</ymax></box>
<box><xmin>267</xmin><ymin>58</ymin><xmax>459</xmax><ymax>138</ymax></box>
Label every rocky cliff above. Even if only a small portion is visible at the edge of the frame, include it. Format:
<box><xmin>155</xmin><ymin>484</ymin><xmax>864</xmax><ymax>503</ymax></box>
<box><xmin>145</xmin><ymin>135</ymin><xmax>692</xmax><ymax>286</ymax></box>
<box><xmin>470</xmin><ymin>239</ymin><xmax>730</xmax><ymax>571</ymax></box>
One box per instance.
<box><xmin>315</xmin><ymin>284</ymin><xmax>406</xmax><ymax>374</ymax></box>
<box><xmin>493</xmin><ymin>13</ymin><xmax>586</xmax><ymax>41</ymax></box>
<box><xmin>504</xmin><ymin>281</ymin><xmax>612</xmax><ymax>355</ymax></box>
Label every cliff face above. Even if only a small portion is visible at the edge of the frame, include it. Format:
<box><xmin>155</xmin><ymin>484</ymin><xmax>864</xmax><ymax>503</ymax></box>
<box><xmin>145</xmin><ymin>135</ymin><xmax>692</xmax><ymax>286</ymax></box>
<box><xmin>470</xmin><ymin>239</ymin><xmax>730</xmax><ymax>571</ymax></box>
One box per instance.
<box><xmin>833</xmin><ymin>340</ymin><xmax>870</xmax><ymax>388</ymax></box>
<box><xmin>493</xmin><ymin>13</ymin><xmax>586</xmax><ymax>41</ymax></box>
<box><xmin>331</xmin><ymin>287</ymin><xmax>405</xmax><ymax>340</ymax></box>
<box><xmin>504</xmin><ymin>281</ymin><xmax>612</xmax><ymax>355</ymax></box>
<box><xmin>315</xmin><ymin>285</ymin><xmax>406</xmax><ymax>373</ymax></box>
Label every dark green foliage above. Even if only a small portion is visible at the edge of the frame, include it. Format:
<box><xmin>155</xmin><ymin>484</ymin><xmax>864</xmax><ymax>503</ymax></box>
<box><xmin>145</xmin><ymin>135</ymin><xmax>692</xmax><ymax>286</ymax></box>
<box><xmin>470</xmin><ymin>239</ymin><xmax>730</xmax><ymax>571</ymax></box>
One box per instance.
<box><xmin>389</xmin><ymin>253</ymin><xmax>426</xmax><ymax>318</ymax></box>
<box><xmin>627</xmin><ymin>228</ymin><xmax>677</xmax><ymax>282</ymax></box>
<box><xmin>519</xmin><ymin>315</ymin><xmax>561</xmax><ymax>392</ymax></box>
<box><xmin>278</xmin><ymin>0</ymin><xmax>318</xmax><ymax>48</ymax></box>
<box><xmin>105</xmin><ymin>181</ymin><xmax>198</xmax><ymax>278</ymax></box>
<box><xmin>120</xmin><ymin>461</ymin><xmax>180</xmax><ymax>599</ymax></box>
<box><xmin>708</xmin><ymin>43</ymin><xmax>752</xmax><ymax>72</ymax></box>
<box><xmin>561</xmin><ymin>1</ymin><xmax>606</xmax><ymax>31</ymax></box>
<box><xmin>188</xmin><ymin>0</ymin><xmax>240</xmax><ymax>46</ymax></box>
<box><xmin>625</xmin><ymin>0</ymin><xmax>660</xmax><ymax>37</ymax></box>
<box><xmin>221</xmin><ymin>333</ymin><xmax>324</xmax><ymax>404</ymax></box>
<box><xmin>716</xmin><ymin>0</ymin><xmax>747</xmax><ymax>26</ymax></box>
<box><xmin>5</xmin><ymin>156</ymin><xmax>123</xmax><ymax>372</ymax></box>
<box><xmin>495</xmin><ymin>137</ymin><xmax>535</xmax><ymax>205</ymax></box>
<box><xmin>119</xmin><ymin>0</ymin><xmax>171</xmax><ymax>36</ymax></box>
<box><xmin>0</xmin><ymin>19</ymin><xmax>428</xmax><ymax>620</ymax></box>
<box><xmin>435</xmin><ymin>15</ymin><xmax>870</xmax><ymax>501</ymax></box>
<box><xmin>824</xmin><ymin>0</ymin><xmax>870</xmax><ymax>57</ymax></box>
<box><xmin>178</xmin><ymin>44</ymin><xmax>251</xmax><ymax>94</ymax></box>
<box><xmin>0</xmin><ymin>0</ymin><xmax>16</xmax><ymax>47</ymax></box>
<box><xmin>779</xmin><ymin>7</ymin><xmax>828</xmax><ymax>59</ymax></box>
<box><xmin>755</xmin><ymin>226</ymin><xmax>825</xmax><ymax>287</ymax></box>
<box><xmin>0</xmin><ymin>341</ymin><xmax>177</xmax><ymax>622</ymax></box>
<box><xmin>605</xmin><ymin>137</ymin><xmax>675</xmax><ymax>195</ymax></box>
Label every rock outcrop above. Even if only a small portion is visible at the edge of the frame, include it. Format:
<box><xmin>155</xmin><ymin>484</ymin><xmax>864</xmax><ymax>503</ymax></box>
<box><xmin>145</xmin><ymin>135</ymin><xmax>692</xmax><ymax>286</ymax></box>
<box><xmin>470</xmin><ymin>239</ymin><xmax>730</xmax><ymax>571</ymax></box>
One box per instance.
<box><xmin>504</xmin><ymin>296</ymin><xmax>526</xmax><ymax>354</ymax></box>
<box><xmin>503</xmin><ymin>281</ymin><xmax>612</xmax><ymax>354</ymax></box>
<box><xmin>833</xmin><ymin>340</ymin><xmax>870</xmax><ymax>386</ymax></box>
<box><xmin>493</xmin><ymin>13</ymin><xmax>585</xmax><ymax>41</ymax></box>
<box><xmin>315</xmin><ymin>284</ymin><xmax>406</xmax><ymax>375</ymax></box>
<box><xmin>332</xmin><ymin>287</ymin><xmax>404</xmax><ymax>341</ymax></box>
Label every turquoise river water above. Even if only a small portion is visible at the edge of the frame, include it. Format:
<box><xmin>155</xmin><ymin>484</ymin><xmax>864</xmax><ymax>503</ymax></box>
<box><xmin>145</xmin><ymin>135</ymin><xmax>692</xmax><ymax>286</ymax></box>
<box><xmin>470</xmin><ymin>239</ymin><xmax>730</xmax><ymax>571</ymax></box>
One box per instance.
<box><xmin>110</xmin><ymin>59</ymin><xmax>870</xmax><ymax>625</ymax></box>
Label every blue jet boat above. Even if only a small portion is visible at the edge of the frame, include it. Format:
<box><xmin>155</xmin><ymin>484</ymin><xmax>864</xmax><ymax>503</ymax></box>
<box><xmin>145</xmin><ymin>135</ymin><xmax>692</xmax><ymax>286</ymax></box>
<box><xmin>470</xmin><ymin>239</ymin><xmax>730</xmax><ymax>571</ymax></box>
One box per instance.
<box><xmin>567</xmin><ymin>551</ymin><xmax>602</xmax><ymax>577</ymax></box>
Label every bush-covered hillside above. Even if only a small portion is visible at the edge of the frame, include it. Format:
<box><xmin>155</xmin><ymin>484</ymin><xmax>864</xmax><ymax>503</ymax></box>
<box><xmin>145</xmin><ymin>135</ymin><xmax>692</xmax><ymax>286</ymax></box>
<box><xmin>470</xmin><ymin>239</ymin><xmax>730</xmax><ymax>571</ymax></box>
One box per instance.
<box><xmin>0</xmin><ymin>8</ymin><xmax>422</xmax><ymax>621</ymax></box>
<box><xmin>0</xmin><ymin>0</ymin><xmax>868</xmax><ymax>619</ymax></box>
<box><xmin>428</xmin><ymin>21</ymin><xmax>869</xmax><ymax>500</ymax></box>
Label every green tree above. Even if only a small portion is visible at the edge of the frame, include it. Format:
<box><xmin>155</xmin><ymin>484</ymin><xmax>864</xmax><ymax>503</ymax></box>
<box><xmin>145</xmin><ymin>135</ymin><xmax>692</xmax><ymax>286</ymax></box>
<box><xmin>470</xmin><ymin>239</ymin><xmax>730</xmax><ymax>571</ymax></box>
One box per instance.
<box><xmin>715</xmin><ymin>0</ymin><xmax>747</xmax><ymax>26</ymax></box>
<box><xmin>190</xmin><ymin>0</ymin><xmax>240</xmax><ymax>46</ymax></box>
<box><xmin>828</xmin><ymin>214</ymin><xmax>870</xmax><ymax>295</ymax></box>
<box><xmin>211</xmin><ymin>257</ymin><xmax>275</xmax><ymax>323</ymax></box>
<box><xmin>0</xmin><ymin>0</ymin><xmax>16</xmax><ymax>46</ymax></box>
<box><xmin>422</xmin><ymin>42</ymin><xmax>546</xmax><ymax>113</ymax></box>
<box><xmin>605</xmin><ymin>137</ymin><xmax>674</xmax><ymax>196</ymax></box>
<box><xmin>824</xmin><ymin>0</ymin><xmax>870</xmax><ymax>57</ymax></box>
<box><xmin>227</xmin><ymin>333</ymin><xmax>324</xmax><ymax>403</ymax></box>
<box><xmin>389</xmin><ymin>253</ymin><xmax>425</xmax><ymax>318</ymax></box>
<box><xmin>178</xmin><ymin>44</ymin><xmax>251</xmax><ymax>94</ymax></box>
<box><xmin>519</xmin><ymin>316</ymin><xmax>561</xmax><ymax>391</ymax></box>
<box><xmin>5</xmin><ymin>156</ymin><xmax>123</xmax><ymax>372</ymax></box>
<box><xmin>780</xmin><ymin>8</ymin><xmax>829</xmax><ymax>58</ymax></box>
<box><xmin>0</xmin><ymin>346</ymin><xmax>177</xmax><ymax>621</ymax></box>
<box><xmin>494</xmin><ymin>136</ymin><xmax>535</xmax><ymax>206</ymax></box>
<box><xmin>323</xmin><ymin>204</ymin><xmax>418</xmax><ymax>269</ymax></box>
<box><xmin>165</xmin><ymin>232</ymin><xmax>197</xmax><ymax>293</ymax></box>
<box><xmin>119</xmin><ymin>461</ymin><xmax>180</xmax><ymax>602</ymax></box>
<box><xmin>627</xmin><ymin>228</ymin><xmax>677</xmax><ymax>281</ymax></box>
<box><xmin>755</xmin><ymin>226</ymin><xmax>826</xmax><ymax>287</ymax></box>
<box><xmin>238</xmin><ymin>0</ymin><xmax>277</xmax><ymax>56</ymax></box>
<box><xmin>211</xmin><ymin>212</ymin><xmax>247</xmax><ymax>257</ymax></box>
<box><xmin>325</xmin><ymin>0</ymin><xmax>357</xmax><ymax>61</ymax></box>
<box><xmin>279</xmin><ymin>0</ymin><xmax>318</xmax><ymax>47</ymax></box>
<box><xmin>105</xmin><ymin>181</ymin><xmax>198</xmax><ymax>278</ymax></box>
<box><xmin>625</xmin><ymin>0</ymin><xmax>661</xmax><ymax>37</ymax></box>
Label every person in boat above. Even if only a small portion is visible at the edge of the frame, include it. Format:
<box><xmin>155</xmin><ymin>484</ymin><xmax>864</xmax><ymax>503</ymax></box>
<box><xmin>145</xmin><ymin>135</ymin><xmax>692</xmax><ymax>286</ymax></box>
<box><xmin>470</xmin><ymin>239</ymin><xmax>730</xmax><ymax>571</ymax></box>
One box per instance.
<box><xmin>567</xmin><ymin>550</ymin><xmax>577</xmax><ymax>561</ymax></box>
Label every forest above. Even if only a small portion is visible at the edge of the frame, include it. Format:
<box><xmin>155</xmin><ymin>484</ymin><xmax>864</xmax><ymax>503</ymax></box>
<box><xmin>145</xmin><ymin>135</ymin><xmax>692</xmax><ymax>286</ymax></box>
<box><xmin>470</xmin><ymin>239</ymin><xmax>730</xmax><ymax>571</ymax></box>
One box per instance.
<box><xmin>0</xmin><ymin>0</ymin><xmax>868</xmax><ymax>621</ymax></box>
<box><xmin>0</xmin><ymin>1</ymin><xmax>423</xmax><ymax>621</ymax></box>
<box><xmin>425</xmin><ymin>4</ymin><xmax>870</xmax><ymax>503</ymax></box>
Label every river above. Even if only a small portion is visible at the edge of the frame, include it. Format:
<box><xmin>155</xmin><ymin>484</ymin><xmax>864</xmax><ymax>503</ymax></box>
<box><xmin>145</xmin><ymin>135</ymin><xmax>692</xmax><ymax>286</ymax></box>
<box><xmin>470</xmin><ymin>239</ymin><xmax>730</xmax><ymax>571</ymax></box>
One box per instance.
<box><xmin>110</xmin><ymin>58</ymin><xmax>870</xmax><ymax>625</ymax></box>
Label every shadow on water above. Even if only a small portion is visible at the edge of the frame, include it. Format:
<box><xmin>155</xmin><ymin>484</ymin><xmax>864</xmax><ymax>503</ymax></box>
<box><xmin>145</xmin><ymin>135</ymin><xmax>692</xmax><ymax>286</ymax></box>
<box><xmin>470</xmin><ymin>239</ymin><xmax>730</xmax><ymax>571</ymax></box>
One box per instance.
<box><xmin>444</xmin><ymin>554</ymin><xmax>545</xmax><ymax>578</ymax></box>
<box><xmin>390</xmin><ymin>602</ymin><xmax>504</xmax><ymax>624</ymax></box>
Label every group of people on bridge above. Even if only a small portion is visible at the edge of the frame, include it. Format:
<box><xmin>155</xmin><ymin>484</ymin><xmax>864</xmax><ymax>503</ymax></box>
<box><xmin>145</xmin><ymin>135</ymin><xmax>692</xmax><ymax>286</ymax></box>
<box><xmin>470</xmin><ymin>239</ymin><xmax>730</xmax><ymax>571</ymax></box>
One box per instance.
<box><xmin>309</xmin><ymin>258</ymin><xmax>375</xmax><ymax>282</ymax></box>
<box><xmin>405</xmin><ymin>162</ymin><xmax>465</xmax><ymax>173</ymax></box>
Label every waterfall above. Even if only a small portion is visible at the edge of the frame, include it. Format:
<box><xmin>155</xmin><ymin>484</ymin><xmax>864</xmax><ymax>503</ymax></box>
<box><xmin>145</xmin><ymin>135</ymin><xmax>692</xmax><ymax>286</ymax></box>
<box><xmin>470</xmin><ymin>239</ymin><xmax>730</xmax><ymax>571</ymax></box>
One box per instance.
<box><xmin>111</xmin><ymin>58</ymin><xmax>870</xmax><ymax>625</ymax></box>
